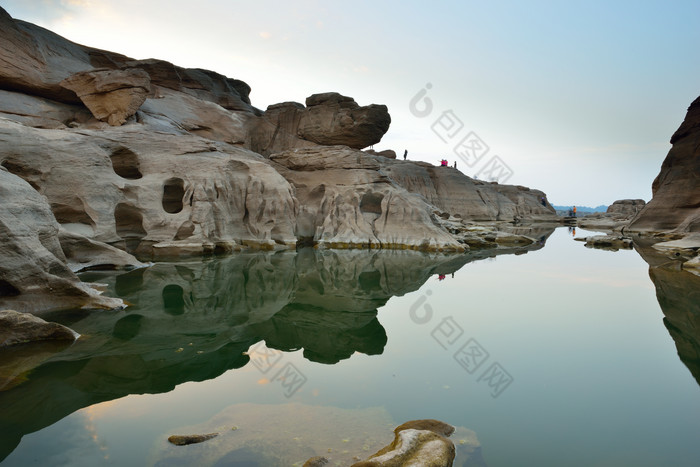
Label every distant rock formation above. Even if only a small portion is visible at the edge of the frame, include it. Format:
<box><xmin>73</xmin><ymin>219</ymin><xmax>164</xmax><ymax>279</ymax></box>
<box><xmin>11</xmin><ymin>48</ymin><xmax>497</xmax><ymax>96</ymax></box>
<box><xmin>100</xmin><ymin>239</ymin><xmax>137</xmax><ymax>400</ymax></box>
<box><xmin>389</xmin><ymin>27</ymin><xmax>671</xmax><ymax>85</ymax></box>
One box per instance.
<box><xmin>578</xmin><ymin>199</ymin><xmax>646</xmax><ymax>231</ymax></box>
<box><xmin>628</xmin><ymin>96</ymin><xmax>700</xmax><ymax>233</ymax></box>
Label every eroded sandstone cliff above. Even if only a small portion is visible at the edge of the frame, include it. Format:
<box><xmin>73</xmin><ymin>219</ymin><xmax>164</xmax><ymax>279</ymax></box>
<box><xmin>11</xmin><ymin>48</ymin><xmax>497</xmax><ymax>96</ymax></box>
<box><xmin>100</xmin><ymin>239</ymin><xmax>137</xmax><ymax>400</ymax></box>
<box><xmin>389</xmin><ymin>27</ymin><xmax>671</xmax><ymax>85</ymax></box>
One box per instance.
<box><xmin>0</xmin><ymin>7</ymin><xmax>558</xmax><ymax>313</ymax></box>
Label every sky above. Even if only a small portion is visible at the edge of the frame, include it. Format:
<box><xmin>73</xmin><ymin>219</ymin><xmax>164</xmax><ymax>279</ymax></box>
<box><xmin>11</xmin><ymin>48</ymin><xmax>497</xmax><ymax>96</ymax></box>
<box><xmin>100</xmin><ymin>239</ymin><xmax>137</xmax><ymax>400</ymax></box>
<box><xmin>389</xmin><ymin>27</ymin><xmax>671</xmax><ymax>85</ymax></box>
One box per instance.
<box><xmin>2</xmin><ymin>0</ymin><xmax>699</xmax><ymax>206</ymax></box>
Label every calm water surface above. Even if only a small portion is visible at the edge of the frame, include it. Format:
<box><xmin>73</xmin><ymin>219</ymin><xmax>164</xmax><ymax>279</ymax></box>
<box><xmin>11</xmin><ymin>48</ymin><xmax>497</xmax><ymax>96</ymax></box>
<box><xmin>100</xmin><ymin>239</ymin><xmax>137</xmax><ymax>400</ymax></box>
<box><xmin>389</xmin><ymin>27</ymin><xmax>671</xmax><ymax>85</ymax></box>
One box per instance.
<box><xmin>1</xmin><ymin>227</ymin><xmax>699</xmax><ymax>466</ymax></box>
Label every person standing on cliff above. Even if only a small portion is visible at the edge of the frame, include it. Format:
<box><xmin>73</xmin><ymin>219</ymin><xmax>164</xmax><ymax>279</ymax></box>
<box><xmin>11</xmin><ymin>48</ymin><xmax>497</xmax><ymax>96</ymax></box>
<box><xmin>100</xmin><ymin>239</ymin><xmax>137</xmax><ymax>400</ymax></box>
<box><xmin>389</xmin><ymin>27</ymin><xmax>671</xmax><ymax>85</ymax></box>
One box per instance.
<box><xmin>403</xmin><ymin>149</ymin><xmax>408</xmax><ymax>160</ymax></box>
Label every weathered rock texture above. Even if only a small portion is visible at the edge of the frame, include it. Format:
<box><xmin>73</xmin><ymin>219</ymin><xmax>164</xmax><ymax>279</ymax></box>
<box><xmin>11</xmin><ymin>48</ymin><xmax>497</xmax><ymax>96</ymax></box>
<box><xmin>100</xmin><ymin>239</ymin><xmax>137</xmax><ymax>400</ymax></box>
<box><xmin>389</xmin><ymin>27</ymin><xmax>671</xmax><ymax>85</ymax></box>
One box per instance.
<box><xmin>60</xmin><ymin>68</ymin><xmax>151</xmax><ymax>125</ymax></box>
<box><xmin>351</xmin><ymin>419</ymin><xmax>456</xmax><ymax>467</ymax></box>
<box><xmin>579</xmin><ymin>199</ymin><xmax>647</xmax><ymax>231</ymax></box>
<box><xmin>0</xmin><ymin>310</ymin><xmax>77</xmax><ymax>347</ymax></box>
<box><xmin>0</xmin><ymin>7</ymin><xmax>558</xmax><ymax>312</ymax></box>
<box><xmin>628</xmin><ymin>96</ymin><xmax>700</xmax><ymax>233</ymax></box>
<box><xmin>248</xmin><ymin>92</ymin><xmax>391</xmax><ymax>155</ymax></box>
<box><xmin>0</xmin><ymin>167</ymin><xmax>126</xmax><ymax>313</ymax></box>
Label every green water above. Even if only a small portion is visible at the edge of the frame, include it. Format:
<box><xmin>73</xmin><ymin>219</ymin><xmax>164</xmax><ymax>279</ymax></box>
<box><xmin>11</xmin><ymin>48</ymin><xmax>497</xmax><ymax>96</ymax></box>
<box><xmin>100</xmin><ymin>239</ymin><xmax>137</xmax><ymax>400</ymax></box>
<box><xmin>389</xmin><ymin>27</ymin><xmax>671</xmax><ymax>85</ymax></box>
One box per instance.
<box><xmin>1</xmin><ymin>227</ymin><xmax>699</xmax><ymax>466</ymax></box>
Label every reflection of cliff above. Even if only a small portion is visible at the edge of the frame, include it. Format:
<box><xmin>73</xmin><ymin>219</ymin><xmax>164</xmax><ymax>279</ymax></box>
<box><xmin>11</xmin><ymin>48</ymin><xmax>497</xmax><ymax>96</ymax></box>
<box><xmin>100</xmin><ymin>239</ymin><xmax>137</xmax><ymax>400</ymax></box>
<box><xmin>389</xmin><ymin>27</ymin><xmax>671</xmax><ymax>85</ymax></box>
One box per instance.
<box><xmin>635</xmin><ymin>242</ymin><xmax>700</xmax><ymax>385</ymax></box>
<box><xmin>0</xmin><ymin>242</ymin><xmax>550</xmax><ymax>461</ymax></box>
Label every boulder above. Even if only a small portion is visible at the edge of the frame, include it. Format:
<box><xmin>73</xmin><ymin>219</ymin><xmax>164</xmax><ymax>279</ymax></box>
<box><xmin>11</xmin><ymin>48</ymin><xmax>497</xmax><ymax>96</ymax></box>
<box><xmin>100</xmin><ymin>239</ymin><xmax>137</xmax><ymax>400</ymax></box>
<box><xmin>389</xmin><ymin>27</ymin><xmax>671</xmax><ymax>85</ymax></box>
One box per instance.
<box><xmin>249</xmin><ymin>93</ymin><xmax>391</xmax><ymax>154</ymax></box>
<box><xmin>606</xmin><ymin>199</ymin><xmax>646</xmax><ymax>216</ymax></box>
<box><xmin>60</xmin><ymin>68</ymin><xmax>151</xmax><ymax>126</ymax></box>
<box><xmin>627</xmin><ymin>96</ymin><xmax>700</xmax><ymax>233</ymax></box>
<box><xmin>351</xmin><ymin>419</ymin><xmax>456</xmax><ymax>467</ymax></box>
<box><xmin>299</xmin><ymin>92</ymin><xmax>391</xmax><ymax>148</ymax></box>
<box><xmin>0</xmin><ymin>310</ymin><xmax>77</xmax><ymax>347</ymax></box>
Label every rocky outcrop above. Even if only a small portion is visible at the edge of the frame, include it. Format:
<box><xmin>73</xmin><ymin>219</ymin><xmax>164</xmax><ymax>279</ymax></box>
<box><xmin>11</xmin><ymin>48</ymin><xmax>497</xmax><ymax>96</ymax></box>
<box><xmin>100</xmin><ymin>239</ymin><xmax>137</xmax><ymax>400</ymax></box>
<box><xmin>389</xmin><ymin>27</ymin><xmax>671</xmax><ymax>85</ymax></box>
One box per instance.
<box><xmin>606</xmin><ymin>199</ymin><xmax>646</xmax><ymax>216</ymax></box>
<box><xmin>351</xmin><ymin>419</ymin><xmax>456</xmax><ymax>467</ymax></box>
<box><xmin>271</xmin><ymin>146</ymin><xmax>466</xmax><ymax>251</ymax></box>
<box><xmin>0</xmin><ymin>6</ymin><xmax>558</xmax><ymax>312</ymax></box>
<box><xmin>0</xmin><ymin>167</ymin><xmax>125</xmax><ymax>313</ymax></box>
<box><xmin>0</xmin><ymin>119</ymin><xmax>299</xmax><ymax>259</ymax></box>
<box><xmin>249</xmin><ymin>93</ymin><xmax>391</xmax><ymax>155</ymax></box>
<box><xmin>60</xmin><ymin>68</ymin><xmax>151</xmax><ymax>125</ymax></box>
<box><xmin>299</xmin><ymin>92</ymin><xmax>391</xmax><ymax>148</ymax></box>
<box><xmin>0</xmin><ymin>310</ymin><xmax>77</xmax><ymax>347</ymax></box>
<box><xmin>627</xmin><ymin>96</ymin><xmax>700</xmax><ymax>234</ymax></box>
<box><xmin>575</xmin><ymin>234</ymin><xmax>633</xmax><ymax>251</ymax></box>
<box><xmin>579</xmin><ymin>199</ymin><xmax>647</xmax><ymax>231</ymax></box>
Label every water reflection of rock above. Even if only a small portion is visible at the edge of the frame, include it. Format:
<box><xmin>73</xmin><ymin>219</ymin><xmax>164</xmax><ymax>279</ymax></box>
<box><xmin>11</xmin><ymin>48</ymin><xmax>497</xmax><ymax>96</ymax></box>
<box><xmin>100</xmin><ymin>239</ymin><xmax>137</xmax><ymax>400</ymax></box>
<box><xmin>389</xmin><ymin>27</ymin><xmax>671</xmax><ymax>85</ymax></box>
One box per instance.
<box><xmin>0</xmin><ymin>238</ymin><xmax>552</xmax><ymax>461</ymax></box>
<box><xmin>634</xmin><ymin>240</ymin><xmax>700</xmax><ymax>384</ymax></box>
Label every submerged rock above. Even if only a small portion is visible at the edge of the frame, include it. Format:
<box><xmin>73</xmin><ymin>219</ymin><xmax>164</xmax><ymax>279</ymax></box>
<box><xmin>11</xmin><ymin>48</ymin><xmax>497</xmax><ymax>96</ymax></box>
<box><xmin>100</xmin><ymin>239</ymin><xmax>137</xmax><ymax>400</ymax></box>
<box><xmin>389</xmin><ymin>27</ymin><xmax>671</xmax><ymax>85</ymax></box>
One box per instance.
<box><xmin>350</xmin><ymin>419</ymin><xmax>456</xmax><ymax>467</ymax></box>
<box><xmin>167</xmin><ymin>433</ymin><xmax>219</xmax><ymax>446</ymax></box>
<box><xmin>576</xmin><ymin>235</ymin><xmax>633</xmax><ymax>251</ymax></box>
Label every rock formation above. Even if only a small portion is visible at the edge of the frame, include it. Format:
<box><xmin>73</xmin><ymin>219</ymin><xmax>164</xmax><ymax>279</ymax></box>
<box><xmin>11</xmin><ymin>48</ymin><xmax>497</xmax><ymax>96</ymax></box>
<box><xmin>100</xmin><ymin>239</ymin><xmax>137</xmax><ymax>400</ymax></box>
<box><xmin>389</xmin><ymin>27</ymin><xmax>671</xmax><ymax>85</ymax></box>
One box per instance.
<box><xmin>627</xmin><ymin>96</ymin><xmax>700</xmax><ymax>234</ymax></box>
<box><xmin>0</xmin><ymin>6</ymin><xmax>558</xmax><ymax>313</ymax></box>
<box><xmin>578</xmin><ymin>199</ymin><xmax>647</xmax><ymax>231</ymax></box>
<box><xmin>60</xmin><ymin>68</ymin><xmax>151</xmax><ymax>126</ymax></box>
<box><xmin>0</xmin><ymin>167</ymin><xmax>126</xmax><ymax>313</ymax></box>
<box><xmin>0</xmin><ymin>310</ymin><xmax>77</xmax><ymax>347</ymax></box>
<box><xmin>351</xmin><ymin>419</ymin><xmax>456</xmax><ymax>467</ymax></box>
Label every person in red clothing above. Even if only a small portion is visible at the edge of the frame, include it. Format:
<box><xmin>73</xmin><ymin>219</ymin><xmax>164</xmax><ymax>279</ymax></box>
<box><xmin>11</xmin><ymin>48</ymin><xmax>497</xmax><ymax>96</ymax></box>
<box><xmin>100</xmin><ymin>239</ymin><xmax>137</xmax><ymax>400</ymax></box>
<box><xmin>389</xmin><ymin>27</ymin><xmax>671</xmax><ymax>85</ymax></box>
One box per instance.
<box><xmin>573</xmin><ymin>206</ymin><xmax>577</xmax><ymax>217</ymax></box>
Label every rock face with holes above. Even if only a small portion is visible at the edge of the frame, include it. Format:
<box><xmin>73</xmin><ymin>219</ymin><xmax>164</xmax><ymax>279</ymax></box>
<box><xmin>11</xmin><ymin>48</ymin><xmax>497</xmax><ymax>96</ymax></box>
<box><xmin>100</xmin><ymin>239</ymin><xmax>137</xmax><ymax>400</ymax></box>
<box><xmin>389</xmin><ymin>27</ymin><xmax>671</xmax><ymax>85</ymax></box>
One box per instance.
<box><xmin>0</xmin><ymin>119</ymin><xmax>299</xmax><ymax>259</ymax></box>
<box><xmin>628</xmin><ymin>96</ymin><xmax>700</xmax><ymax>234</ymax></box>
<box><xmin>0</xmin><ymin>6</ymin><xmax>560</xmax><ymax>313</ymax></box>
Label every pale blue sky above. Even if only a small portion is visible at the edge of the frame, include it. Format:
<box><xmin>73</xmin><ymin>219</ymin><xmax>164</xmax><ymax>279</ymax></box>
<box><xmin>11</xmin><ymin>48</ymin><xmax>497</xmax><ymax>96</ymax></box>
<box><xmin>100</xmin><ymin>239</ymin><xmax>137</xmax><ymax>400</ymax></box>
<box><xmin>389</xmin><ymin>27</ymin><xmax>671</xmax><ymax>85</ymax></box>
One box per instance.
<box><xmin>3</xmin><ymin>0</ymin><xmax>698</xmax><ymax>206</ymax></box>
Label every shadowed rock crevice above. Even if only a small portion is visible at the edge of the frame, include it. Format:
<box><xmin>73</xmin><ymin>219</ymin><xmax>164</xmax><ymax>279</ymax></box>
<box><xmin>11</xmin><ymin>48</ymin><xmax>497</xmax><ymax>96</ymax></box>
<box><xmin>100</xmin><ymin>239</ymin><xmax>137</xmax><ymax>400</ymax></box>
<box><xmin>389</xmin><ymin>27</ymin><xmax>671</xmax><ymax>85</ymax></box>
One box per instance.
<box><xmin>0</xmin><ymin>280</ymin><xmax>20</xmax><ymax>297</ymax></box>
<box><xmin>162</xmin><ymin>178</ymin><xmax>185</xmax><ymax>214</ymax></box>
<box><xmin>109</xmin><ymin>147</ymin><xmax>142</xmax><ymax>179</ymax></box>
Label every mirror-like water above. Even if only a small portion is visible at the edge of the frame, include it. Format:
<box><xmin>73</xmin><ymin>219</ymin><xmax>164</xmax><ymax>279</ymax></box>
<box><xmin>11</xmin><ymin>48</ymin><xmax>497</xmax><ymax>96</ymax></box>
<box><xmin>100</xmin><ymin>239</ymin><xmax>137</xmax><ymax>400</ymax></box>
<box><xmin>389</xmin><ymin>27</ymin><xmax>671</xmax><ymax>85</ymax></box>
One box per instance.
<box><xmin>1</xmin><ymin>227</ymin><xmax>698</xmax><ymax>466</ymax></box>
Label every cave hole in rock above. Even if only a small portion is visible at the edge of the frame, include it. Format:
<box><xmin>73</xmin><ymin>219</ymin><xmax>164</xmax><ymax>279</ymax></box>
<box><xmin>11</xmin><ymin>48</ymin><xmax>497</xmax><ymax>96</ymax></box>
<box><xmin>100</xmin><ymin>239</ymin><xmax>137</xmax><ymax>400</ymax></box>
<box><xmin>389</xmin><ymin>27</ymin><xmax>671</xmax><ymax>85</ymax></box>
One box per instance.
<box><xmin>114</xmin><ymin>203</ymin><xmax>147</xmax><ymax>240</ymax></box>
<box><xmin>360</xmin><ymin>192</ymin><xmax>384</xmax><ymax>214</ymax></box>
<box><xmin>51</xmin><ymin>201</ymin><xmax>96</xmax><ymax>229</ymax></box>
<box><xmin>162</xmin><ymin>178</ymin><xmax>185</xmax><ymax>214</ymax></box>
<box><xmin>162</xmin><ymin>284</ymin><xmax>185</xmax><ymax>315</ymax></box>
<box><xmin>110</xmin><ymin>147</ymin><xmax>143</xmax><ymax>180</ymax></box>
<box><xmin>0</xmin><ymin>280</ymin><xmax>21</xmax><ymax>297</ymax></box>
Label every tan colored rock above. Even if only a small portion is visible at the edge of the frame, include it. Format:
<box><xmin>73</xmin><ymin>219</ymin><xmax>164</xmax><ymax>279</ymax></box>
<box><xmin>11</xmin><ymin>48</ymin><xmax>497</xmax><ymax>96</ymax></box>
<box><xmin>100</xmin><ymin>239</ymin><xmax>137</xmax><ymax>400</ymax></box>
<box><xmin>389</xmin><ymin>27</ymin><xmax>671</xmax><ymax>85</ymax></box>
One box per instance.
<box><xmin>60</xmin><ymin>68</ymin><xmax>151</xmax><ymax>126</ymax></box>
<box><xmin>249</xmin><ymin>93</ymin><xmax>391</xmax><ymax>155</ymax></box>
<box><xmin>351</xmin><ymin>419</ymin><xmax>456</xmax><ymax>467</ymax></box>
<box><xmin>0</xmin><ymin>310</ymin><xmax>77</xmax><ymax>347</ymax></box>
<box><xmin>0</xmin><ymin>119</ymin><xmax>298</xmax><ymax>260</ymax></box>
<box><xmin>271</xmin><ymin>146</ymin><xmax>465</xmax><ymax>251</ymax></box>
<box><xmin>627</xmin><ymin>95</ymin><xmax>700</xmax><ymax>234</ymax></box>
<box><xmin>300</xmin><ymin>92</ymin><xmax>390</xmax><ymax>148</ymax></box>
